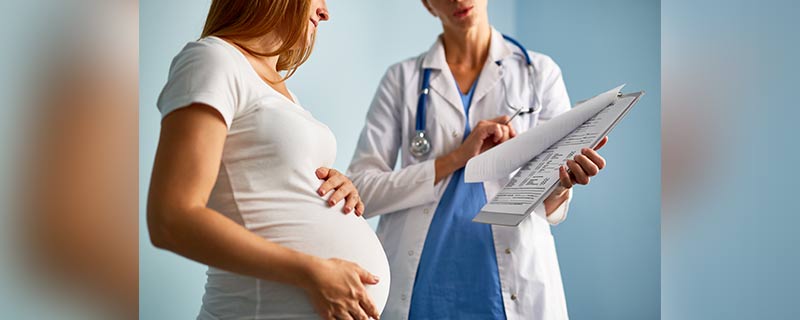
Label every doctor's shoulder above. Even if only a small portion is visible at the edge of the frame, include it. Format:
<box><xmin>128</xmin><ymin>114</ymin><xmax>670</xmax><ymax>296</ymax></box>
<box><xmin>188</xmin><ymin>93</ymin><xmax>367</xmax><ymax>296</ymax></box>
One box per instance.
<box><xmin>381</xmin><ymin>56</ymin><xmax>420</xmax><ymax>84</ymax></box>
<box><xmin>372</xmin><ymin>55</ymin><xmax>422</xmax><ymax>102</ymax></box>
<box><xmin>525</xmin><ymin>49</ymin><xmax>564</xmax><ymax>79</ymax></box>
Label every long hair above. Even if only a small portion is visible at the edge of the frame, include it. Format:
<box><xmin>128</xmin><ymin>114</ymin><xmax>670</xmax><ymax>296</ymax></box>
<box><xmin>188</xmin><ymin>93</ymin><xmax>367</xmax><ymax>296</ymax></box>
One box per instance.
<box><xmin>201</xmin><ymin>0</ymin><xmax>314</xmax><ymax>81</ymax></box>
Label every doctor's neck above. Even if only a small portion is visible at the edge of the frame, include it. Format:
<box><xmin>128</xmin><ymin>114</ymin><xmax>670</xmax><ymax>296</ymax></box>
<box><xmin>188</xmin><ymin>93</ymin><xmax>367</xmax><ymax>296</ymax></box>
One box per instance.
<box><xmin>440</xmin><ymin>20</ymin><xmax>492</xmax><ymax>68</ymax></box>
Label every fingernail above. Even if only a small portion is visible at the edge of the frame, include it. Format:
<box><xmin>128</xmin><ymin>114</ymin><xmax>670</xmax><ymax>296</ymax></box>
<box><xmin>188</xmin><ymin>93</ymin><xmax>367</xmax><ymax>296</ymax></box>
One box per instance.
<box><xmin>318</xmin><ymin>189</ymin><xmax>324</xmax><ymax>195</ymax></box>
<box><xmin>344</xmin><ymin>206</ymin><xmax>352</xmax><ymax>212</ymax></box>
<box><xmin>373</xmin><ymin>275</ymin><xmax>380</xmax><ymax>282</ymax></box>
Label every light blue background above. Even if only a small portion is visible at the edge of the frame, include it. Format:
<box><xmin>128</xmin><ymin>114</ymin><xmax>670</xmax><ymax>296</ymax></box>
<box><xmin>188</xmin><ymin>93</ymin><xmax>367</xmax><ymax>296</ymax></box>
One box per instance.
<box><xmin>140</xmin><ymin>1</ymin><xmax>660</xmax><ymax>319</ymax></box>
<box><xmin>517</xmin><ymin>2</ymin><xmax>660</xmax><ymax>319</ymax></box>
<box><xmin>661</xmin><ymin>1</ymin><xmax>800</xmax><ymax>319</ymax></box>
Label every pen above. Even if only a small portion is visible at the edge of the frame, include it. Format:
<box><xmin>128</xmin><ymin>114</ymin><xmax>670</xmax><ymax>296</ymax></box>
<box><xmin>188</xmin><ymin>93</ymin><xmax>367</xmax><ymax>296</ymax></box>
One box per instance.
<box><xmin>504</xmin><ymin>106</ymin><xmax>531</xmax><ymax>125</ymax></box>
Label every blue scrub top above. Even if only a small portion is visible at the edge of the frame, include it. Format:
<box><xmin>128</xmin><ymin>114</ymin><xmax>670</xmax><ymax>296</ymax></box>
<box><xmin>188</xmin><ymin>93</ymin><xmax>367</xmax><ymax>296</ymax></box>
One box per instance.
<box><xmin>408</xmin><ymin>77</ymin><xmax>506</xmax><ymax>319</ymax></box>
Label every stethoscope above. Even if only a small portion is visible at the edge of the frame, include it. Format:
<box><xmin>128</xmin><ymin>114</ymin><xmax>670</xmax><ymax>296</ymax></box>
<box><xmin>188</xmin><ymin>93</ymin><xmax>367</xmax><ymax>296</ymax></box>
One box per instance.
<box><xmin>410</xmin><ymin>34</ymin><xmax>542</xmax><ymax>158</ymax></box>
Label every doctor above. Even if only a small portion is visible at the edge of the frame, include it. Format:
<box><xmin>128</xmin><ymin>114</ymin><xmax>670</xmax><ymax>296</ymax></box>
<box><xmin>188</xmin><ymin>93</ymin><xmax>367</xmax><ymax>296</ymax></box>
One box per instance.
<box><xmin>346</xmin><ymin>0</ymin><xmax>609</xmax><ymax>319</ymax></box>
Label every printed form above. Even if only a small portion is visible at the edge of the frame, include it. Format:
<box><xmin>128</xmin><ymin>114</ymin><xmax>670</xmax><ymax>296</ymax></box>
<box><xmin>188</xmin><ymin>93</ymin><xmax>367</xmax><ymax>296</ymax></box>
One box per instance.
<box><xmin>465</xmin><ymin>86</ymin><xmax>643</xmax><ymax>226</ymax></box>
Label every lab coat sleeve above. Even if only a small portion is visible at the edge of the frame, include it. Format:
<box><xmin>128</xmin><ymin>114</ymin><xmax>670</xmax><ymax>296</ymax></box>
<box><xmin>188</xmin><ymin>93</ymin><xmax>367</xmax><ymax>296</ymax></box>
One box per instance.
<box><xmin>347</xmin><ymin>66</ymin><xmax>437</xmax><ymax>219</ymax></box>
<box><xmin>536</xmin><ymin>54</ymin><xmax>573</xmax><ymax>226</ymax></box>
<box><xmin>545</xmin><ymin>189</ymin><xmax>571</xmax><ymax>225</ymax></box>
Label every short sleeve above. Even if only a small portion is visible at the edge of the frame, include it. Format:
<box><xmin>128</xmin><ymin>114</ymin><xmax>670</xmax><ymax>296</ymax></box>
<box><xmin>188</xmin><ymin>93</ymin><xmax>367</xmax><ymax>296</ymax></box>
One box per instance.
<box><xmin>156</xmin><ymin>41</ymin><xmax>240</xmax><ymax>129</ymax></box>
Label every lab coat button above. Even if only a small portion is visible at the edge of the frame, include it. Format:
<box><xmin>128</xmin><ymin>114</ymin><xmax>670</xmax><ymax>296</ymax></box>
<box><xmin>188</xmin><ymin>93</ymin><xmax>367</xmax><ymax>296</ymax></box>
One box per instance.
<box><xmin>505</xmin><ymin>248</ymin><xmax>512</xmax><ymax>254</ymax></box>
<box><xmin>452</xmin><ymin>131</ymin><xmax>458</xmax><ymax>137</ymax></box>
<box><xmin>401</xmin><ymin>294</ymin><xmax>407</xmax><ymax>301</ymax></box>
<box><xmin>423</xmin><ymin>208</ymin><xmax>430</xmax><ymax>214</ymax></box>
<box><xmin>510</xmin><ymin>294</ymin><xmax>518</xmax><ymax>301</ymax></box>
<box><xmin>408</xmin><ymin>250</ymin><xmax>414</xmax><ymax>256</ymax></box>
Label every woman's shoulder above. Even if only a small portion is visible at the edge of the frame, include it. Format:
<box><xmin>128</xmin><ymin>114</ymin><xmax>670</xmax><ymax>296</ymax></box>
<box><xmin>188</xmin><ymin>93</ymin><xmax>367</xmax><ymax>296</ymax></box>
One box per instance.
<box><xmin>169</xmin><ymin>36</ymin><xmax>242</xmax><ymax>72</ymax></box>
<box><xmin>157</xmin><ymin>37</ymin><xmax>246</xmax><ymax>126</ymax></box>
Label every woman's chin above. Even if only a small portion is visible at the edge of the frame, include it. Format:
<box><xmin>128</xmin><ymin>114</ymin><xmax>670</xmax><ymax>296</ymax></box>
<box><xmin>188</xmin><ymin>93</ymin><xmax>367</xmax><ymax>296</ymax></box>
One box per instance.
<box><xmin>291</xmin><ymin>33</ymin><xmax>315</xmax><ymax>51</ymax></box>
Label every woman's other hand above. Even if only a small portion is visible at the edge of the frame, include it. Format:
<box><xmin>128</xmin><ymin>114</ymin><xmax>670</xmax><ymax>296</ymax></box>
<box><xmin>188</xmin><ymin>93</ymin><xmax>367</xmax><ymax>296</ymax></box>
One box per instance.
<box><xmin>316</xmin><ymin>167</ymin><xmax>365</xmax><ymax>216</ymax></box>
<box><xmin>303</xmin><ymin>257</ymin><xmax>381</xmax><ymax>320</ymax></box>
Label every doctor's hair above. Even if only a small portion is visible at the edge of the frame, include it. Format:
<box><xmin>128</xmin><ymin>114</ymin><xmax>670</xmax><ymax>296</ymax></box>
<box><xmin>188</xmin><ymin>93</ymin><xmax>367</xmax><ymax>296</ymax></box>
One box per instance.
<box><xmin>201</xmin><ymin>0</ymin><xmax>315</xmax><ymax>82</ymax></box>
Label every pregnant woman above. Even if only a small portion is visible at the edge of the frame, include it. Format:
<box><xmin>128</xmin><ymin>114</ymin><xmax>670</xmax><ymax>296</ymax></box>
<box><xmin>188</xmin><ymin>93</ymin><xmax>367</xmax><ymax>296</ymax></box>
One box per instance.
<box><xmin>146</xmin><ymin>0</ymin><xmax>389</xmax><ymax>319</ymax></box>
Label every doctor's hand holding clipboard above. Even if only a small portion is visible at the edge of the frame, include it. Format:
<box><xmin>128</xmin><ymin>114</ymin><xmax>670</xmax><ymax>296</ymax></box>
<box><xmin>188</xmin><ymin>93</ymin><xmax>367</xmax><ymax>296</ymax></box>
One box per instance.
<box><xmin>545</xmin><ymin>135</ymin><xmax>609</xmax><ymax>213</ymax></box>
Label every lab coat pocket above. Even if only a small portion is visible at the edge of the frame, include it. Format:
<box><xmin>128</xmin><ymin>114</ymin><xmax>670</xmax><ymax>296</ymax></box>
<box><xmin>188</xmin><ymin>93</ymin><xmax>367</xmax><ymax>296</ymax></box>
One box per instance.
<box><xmin>502</xmin><ymin>107</ymin><xmax>538</xmax><ymax>133</ymax></box>
<box><xmin>519</xmin><ymin>111</ymin><xmax>540</xmax><ymax>131</ymax></box>
<box><xmin>528</xmin><ymin>111</ymin><xmax>541</xmax><ymax>128</ymax></box>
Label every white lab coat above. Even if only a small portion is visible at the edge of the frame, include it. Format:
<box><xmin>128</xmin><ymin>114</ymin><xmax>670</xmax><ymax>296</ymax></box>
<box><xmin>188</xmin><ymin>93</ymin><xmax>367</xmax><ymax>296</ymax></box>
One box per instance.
<box><xmin>347</xmin><ymin>27</ymin><xmax>572</xmax><ymax>320</ymax></box>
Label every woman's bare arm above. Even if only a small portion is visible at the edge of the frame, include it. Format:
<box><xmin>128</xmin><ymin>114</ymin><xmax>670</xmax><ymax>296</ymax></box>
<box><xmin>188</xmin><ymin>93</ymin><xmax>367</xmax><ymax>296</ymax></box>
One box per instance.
<box><xmin>147</xmin><ymin>104</ymin><xmax>315</xmax><ymax>287</ymax></box>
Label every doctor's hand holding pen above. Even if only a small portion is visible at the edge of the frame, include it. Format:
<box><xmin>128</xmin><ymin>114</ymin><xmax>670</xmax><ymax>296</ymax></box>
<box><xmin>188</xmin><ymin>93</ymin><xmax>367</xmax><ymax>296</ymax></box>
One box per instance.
<box><xmin>434</xmin><ymin>115</ymin><xmax>516</xmax><ymax>184</ymax></box>
<box><xmin>543</xmin><ymin>136</ymin><xmax>610</xmax><ymax>215</ymax></box>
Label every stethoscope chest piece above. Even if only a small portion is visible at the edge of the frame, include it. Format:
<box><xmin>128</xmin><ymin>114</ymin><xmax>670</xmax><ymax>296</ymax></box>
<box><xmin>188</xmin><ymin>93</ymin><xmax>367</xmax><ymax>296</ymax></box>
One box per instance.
<box><xmin>410</xmin><ymin>130</ymin><xmax>432</xmax><ymax>158</ymax></box>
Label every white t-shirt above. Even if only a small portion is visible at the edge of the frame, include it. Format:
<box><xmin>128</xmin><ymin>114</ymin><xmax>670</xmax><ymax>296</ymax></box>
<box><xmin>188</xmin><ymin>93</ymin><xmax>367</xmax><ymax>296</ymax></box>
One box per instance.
<box><xmin>157</xmin><ymin>36</ymin><xmax>390</xmax><ymax>320</ymax></box>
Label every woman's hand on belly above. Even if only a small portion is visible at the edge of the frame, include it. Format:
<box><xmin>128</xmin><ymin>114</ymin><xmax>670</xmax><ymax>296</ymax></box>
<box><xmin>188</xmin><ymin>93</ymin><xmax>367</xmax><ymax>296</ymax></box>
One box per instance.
<box><xmin>301</xmin><ymin>256</ymin><xmax>382</xmax><ymax>320</ymax></box>
<box><xmin>315</xmin><ymin>167</ymin><xmax>365</xmax><ymax>216</ymax></box>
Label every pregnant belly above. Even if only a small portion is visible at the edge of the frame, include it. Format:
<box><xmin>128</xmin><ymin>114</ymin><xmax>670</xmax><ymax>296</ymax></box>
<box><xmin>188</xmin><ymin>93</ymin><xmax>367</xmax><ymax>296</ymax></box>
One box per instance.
<box><xmin>202</xmin><ymin>202</ymin><xmax>390</xmax><ymax>319</ymax></box>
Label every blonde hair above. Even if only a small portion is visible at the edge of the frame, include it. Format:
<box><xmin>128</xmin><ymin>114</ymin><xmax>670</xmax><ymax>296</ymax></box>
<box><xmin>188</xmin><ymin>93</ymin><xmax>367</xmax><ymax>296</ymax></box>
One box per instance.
<box><xmin>201</xmin><ymin>0</ymin><xmax>315</xmax><ymax>81</ymax></box>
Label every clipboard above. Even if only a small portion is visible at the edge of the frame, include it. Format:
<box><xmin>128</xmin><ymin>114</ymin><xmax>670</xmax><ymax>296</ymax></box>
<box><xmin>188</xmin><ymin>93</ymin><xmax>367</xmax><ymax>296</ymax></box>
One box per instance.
<box><xmin>470</xmin><ymin>90</ymin><xmax>645</xmax><ymax>226</ymax></box>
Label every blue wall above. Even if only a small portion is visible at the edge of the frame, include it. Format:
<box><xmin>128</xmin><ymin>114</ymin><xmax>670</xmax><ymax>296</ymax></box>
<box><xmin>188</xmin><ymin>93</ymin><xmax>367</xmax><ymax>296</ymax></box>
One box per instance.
<box><xmin>514</xmin><ymin>1</ymin><xmax>661</xmax><ymax>319</ymax></box>
<box><xmin>140</xmin><ymin>1</ymin><xmax>659</xmax><ymax>318</ymax></box>
<box><xmin>661</xmin><ymin>1</ymin><xmax>800</xmax><ymax>319</ymax></box>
